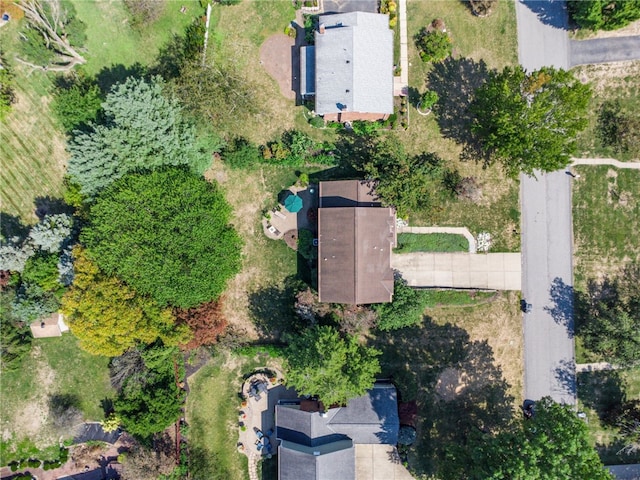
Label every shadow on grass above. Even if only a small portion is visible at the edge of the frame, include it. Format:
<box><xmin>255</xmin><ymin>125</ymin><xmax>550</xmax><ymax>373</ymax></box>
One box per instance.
<box><xmin>578</xmin><ymin>370</ymin><xmax>626</xmax><ymax>425</ymax></box>
<box><xmin>427</xmin><ymin>57</ymin><xmax>493</xmax><ymax>165</ymax></box>
<box><xmin>373</xmin><ymin>317</ymin><xmax>514</xmax><ymax>476</ymax></box>
<box><xmin>0</xmin><ymin>212</ymin><xmax>29</xmax><ymax>241</ymax></box>
<box><xmin>95</xmin><ymin>63</ymin><xmax>147</xmax><ymax>95</ymax></box>
<box><xmin>248</xmin><ymin>276</ymin><xmax>307</xmax><ymax>340</ymax></box>
<box><xmin>34</xmin><ymin>196</ymin><xmax>75</xmax><ymax>221</ymax></box>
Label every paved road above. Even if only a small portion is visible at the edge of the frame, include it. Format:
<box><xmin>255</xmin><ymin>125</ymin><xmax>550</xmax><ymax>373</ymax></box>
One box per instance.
<box><xmin>570</xmin><ymin>36</ymin><xmax>640</xmax><ymax>67</ymax></box>
<box><xmin>515</xmin><ymin>0</ymin><xmax>576</xmax><ymax>405</ymax></box>
<box><xmin>520</xmin><ymin>171</ymin><xmax>576</xmax><ymax>404</ymax></box>
<box><xmin>515</xmin><ymin>0</ymin><xmax>569</xmax><ymax>70</ymax></box>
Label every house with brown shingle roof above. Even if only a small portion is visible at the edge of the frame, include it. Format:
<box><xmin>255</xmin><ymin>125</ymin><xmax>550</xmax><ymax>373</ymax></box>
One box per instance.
<box><xmin>317</xmin><ymin>180</ymin><xmax>396</xmax><ymax>304</ymax></box>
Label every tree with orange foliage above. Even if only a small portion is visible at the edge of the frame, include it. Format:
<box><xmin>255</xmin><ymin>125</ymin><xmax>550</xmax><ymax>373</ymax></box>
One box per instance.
<box><xmin>174</xmin><ymin>299</ymin><xmax>227</xmax><ymax>350</ymax></box>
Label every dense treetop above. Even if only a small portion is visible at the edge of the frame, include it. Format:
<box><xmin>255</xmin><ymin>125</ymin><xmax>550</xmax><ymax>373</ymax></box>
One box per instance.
<box><xmin>285</xmin><ymin>325</ymin><xmax>381</xmax><ymax>406</ymax></box>
<box><xmin>81</xmin><ymin>168</ymin><xmax>242</xmax><ymax>309</ymax></box>
<box><xmin>62</xmin><ymin>247</ymin><xmax>190</xmax><ymax>357</ymax></box>
<box><xmin>67</xmin><ymin>76</ymin><xmax>208</xmax><ymax>198</ymax></box>
<box><xmin>568</xmin><ymin>0</ymin><xmax>640</xmax><ymax>31</ymax></box>
<box><xmin>471</xmin><ymin>66</ymin><xmax>591</xmax><ymax>177</ymax></box>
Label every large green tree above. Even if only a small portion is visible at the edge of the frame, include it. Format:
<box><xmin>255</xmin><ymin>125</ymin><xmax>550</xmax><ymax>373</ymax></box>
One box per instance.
<box><xmin>347</xmin><ymin>134</ymin><xmax>453</xmax><ymax>217</ymax></box>
<box><xmin>373</xmin><ymin>279</ymin><xmax>425</xmax><ymax>331</ymax></box>
<box><xmin>568</xmin><ymin>0</ymin><xmax>640</xmax><ymax>31</ymax></box>
<box><xmin>67</xmin><ymin>76</ymin><xmax>208</xmax><ymax>198</ymax></box>
<box><xmin>471</xmin><ymin>67</ymin><xmax>591</xmax><ymax>177</ymax></box>
<box><xmin>114</xmin><ymin>346</ymin><xmax>184</xmax><ymax>438</ymax></box>
<box><xmin>284</xmin><ymin>325</ymin><xmax>381</xmax><ymax>406</ymax></box>
<box><xmin>577</xmin><ymin>264</ymin><xmax>640</xmax><ymax>366</ymax></box>
<box><xmin>442</xmin><ymin>397</ymin><xmax>612</xmax><ymax>479</ymax></box>
<box><xmin>82</xmin><ymin>168</ymin><xmax>242</xmax><ymax>309</ymax></box>
<box><xmin>62</xmin><ymin>247</ymin><xmax>190</xmax><ymax>357</ymax></box>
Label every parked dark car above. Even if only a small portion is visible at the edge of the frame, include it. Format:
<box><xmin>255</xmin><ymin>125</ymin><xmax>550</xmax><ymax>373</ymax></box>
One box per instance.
<box><xmin>522</xmin><ymin>399</ymin><xmax>535</xmax><ymax>419</ymax></box>
<box><xmin>520</xmin><ymin>299</ymin><xmax>532</xmax><ymax>313</ymax></box>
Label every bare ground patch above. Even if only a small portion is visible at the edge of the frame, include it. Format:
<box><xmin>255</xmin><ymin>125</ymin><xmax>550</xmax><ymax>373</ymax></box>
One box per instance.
<box><xmin>260</xmin><ymin>34</ymin><xmax>295</xmax><ymax>100</ymax></box>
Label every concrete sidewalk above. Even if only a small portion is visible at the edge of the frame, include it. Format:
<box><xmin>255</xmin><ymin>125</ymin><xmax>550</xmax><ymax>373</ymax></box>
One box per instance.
<box><xmin>392</xmin><ymin>252</ymin><xmax>521</xmax><ymax>290</ymax></box>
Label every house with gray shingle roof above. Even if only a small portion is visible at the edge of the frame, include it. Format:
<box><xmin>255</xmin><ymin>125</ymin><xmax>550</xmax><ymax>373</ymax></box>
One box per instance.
<box><xmin>276</xmin><ymin>382</ymin><xmax>400</xmax><ymax>480</ymax></box>
<box><xmin>300</xmin><ymin>12</ymin><xmax>394</xmax><ymax>122</ymax></box>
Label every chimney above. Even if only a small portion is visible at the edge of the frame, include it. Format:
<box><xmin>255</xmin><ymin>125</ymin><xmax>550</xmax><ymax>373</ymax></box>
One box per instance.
<box><xmin>319</xmin><ymin>23</ymin><xmax>325</xmax><ymax>34</ymax></box>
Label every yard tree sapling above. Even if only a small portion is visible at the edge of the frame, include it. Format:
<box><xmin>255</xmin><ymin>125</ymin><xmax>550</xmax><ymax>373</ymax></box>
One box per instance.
<box><xmin>61</xmin><ymin>247</ymin><xmax>191</xmax><ymax>357</ymax></box>
<box><xmin>284</xmin><ymin>325</ymin><xmax>381</xmax><ymax>406</ymax></box>
<box><xmin>471</xmin><ymin>66</ymin><xmax>591</xmax><ymax>177</ymax></box>
<box><xmin>81</xmin><ymin>168</ymin><xmax>242</xmax><ymax>309</ymax></box>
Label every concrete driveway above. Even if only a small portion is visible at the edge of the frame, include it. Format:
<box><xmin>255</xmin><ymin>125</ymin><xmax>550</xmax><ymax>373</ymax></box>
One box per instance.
<box><xmin>322</xmin><ymin>0</ymin><xmax>378</xmax><ymax>14</ymax></box>
<box><xmin>392</xmin><ymin>252</ymin><xmax>521</xmax><ymax>290</ymax></box>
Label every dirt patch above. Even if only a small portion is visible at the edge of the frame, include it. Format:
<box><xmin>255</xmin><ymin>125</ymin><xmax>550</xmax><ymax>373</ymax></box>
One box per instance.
<box><xmin>573</xmin><ymin>61</ymin><xmax>640</xmax><ymax>94</ymax></box>
<box><xmin>435</xmin><ymin>367</ymin><xmax>468</xmax><ymax>401</ymax></box>
<box><xmin>260</xmin><ymin>34</ymin><xmax>296</xmax><ymax>100</ymax></box>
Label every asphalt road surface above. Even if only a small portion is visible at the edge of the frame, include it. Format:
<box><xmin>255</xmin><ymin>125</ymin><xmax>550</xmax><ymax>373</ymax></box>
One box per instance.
<box><xmin>515</xmin><ymin>0</ymin><xmax>569</xmax><ymax>70</ymax></box>
<box><xmin>520</xmin><ymin>171</ymin><xmax>576</xmax><ymax>405</ymax></box>
<box><xmin>515</xmin><ymin>0</ymin><xmax>576</xmax><ymax>405</ymax></box>
<box><xmin>570</xmin><ymin>36</ymin><xmax>640</xmax><ymax>67</ymax></box>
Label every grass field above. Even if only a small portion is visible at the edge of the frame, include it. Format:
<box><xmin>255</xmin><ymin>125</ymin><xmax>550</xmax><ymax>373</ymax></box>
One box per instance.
<box><xmin>186</xmin><ymin>350</ymin><xmax>285</xmax><ymax>480</ymax></box>
<box><xmin>395</xmin><ymin>232</ymin><xmax>469</xmax><ymax>253</ymax></box>
<box><xmin>573</xmin><ymin>61</ymin><xmax>640</xmax><ymax>161</ymax></box>
<box><xmin>577</xmin><ymin>366</ymin><xmax>640</xmax><ymax>465</ymax></box>
<box><xmin>374</xmin><ymin>290</ymin><xmax>523</xmax><ymax>475</ymax></box>
<box><xmin>0</xmin><ymin>335</ymin><xmax>113</xmax><ymax>457</ymax></box>
<box><xmin>69</xmin><ymin>0</ymin><xmax>204</xmax><ymax>75</ymax></box>
<box><xmin>0</xmin><ymin>19</ymin><xmax>67</xmax><ymax>223</ymax></box>
<box><xmin>572</xmin><ymin>165</ymin><xmax>640</xmax><ymax>288</ymax></box>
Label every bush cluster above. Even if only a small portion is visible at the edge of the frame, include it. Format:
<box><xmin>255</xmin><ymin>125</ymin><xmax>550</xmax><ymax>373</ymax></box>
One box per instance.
<box><xmin>415</xmin><ymin>26</ymin><xmax>452</xmax><ymax>63</ymax></box>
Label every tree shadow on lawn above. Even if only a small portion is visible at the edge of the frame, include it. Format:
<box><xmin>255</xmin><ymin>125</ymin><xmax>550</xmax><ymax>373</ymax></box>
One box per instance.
<box><xmin>577</xmin><ymin>369</ymin><xmax>626</xmax><ymax>425</ymax></box>
<box><xmin>0</xmin><ymin>212</ymin><xmax>29</xmax><ymax>241</ymax></box>
<box><xmin>373</xmin><ymin>317</ymin><xmax>514</xmax><ymax>476</ymax></box>
<box><xmin>427</xmin><ymin>57</ymin><xmax>493</xmax><ymax>165</ymax></box>
<box><xmin>247</xmin><ymin>276</ymin><xmax>307</xmax><ymax>341</ymax></box>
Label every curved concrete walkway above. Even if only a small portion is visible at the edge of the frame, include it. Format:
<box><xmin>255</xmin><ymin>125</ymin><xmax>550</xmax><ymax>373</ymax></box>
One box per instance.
<box><xmin>572</xmin><ymin>158</ymin><xmax>640</xmax><ymax>169</ymax></box>
<box><xmin>397</xmin><ymin>226</ymin><xmax>477</xmax><ymax>253</ymax></box>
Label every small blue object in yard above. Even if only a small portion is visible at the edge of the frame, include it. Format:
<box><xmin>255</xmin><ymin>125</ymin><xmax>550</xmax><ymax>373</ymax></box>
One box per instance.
<box><xmin>2</xmin><ymin>14</ymin><xmax>10</xmax><ymax>21</ymax></box>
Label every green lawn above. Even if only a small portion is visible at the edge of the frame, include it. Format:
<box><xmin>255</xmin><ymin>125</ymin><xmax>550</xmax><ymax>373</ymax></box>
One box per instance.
<box><xmin>186</xmin><ymin>350</ymin><xmax>284</xmax><ymax>480</ymax></box>
<box><xmin>373</xmin><ymin>291</ymin><xmax>522</xmax><ymax>476</ymax></box>
<box><xmin>572</xmin><ymin>166</ymin><xmax>640</xmax><ymax>288</ymax></box>
<box><xmin>0</xmin><ymin>335</ymin><xmax>113</xmax><ymax>458</ymax></box>
<box><xmin>394</xmin><ymin>232</ymin><xmax>469</xmax><ymax>253</ymax></box>
<box><xmin>572</xmin><ymin>62</ymin><xmax>640</xmax><ymax>162</ymax></box>
<box><xmin>577</xmin><ymin>367</ymin><xmax>640</xmax><ymax>465</ymax></box>
<box><xmin>70</xmin><ymin>0</ymin><xmax>205</xmax><ymax>75</ymax></box>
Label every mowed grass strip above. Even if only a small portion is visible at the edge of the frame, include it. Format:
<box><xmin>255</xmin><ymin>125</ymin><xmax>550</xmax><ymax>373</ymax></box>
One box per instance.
<box><xmin>394</xmin><ymin>232</ymin><xmax>469</xmax><ymax>253</ymax></box>
<box><xmin>186</xmin><ymin>353</ymin><xmax>257</xmax><ymax>480</ymax></box>
<box><xmin>572</xmin><ymin>166</ymin><xmax>640</xmax><ymax>288</ymax></box>
<box><xmin>0</xmin><ymin>69</ymin><xmax>67</xmax><ymax>223</ymax></box>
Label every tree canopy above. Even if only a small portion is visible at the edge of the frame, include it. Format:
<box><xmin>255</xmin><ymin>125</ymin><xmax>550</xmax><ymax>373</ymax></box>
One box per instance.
<box><xmin>373</xmin><ymin>278</ymin><xmax>425</xmax><ymax>331</ymax></box>
<box><xmin>347</xmin><ymin>134</ymin><xmax>455</xmax><ymax>217</ymax></box>
<box><xmin>284</xmin><ymin>325</ymin><xmax>381</xmax><ymax>406</ymax></box>
<box><xmin>471</xmin><ymin>66</ymin><xmax>591</xmax><ymax>177</ymax></box>
<box><xmin>61</xmin><ymin>247</ymin><xmax>191</xmax><ymax>357</ymax></box>
<box><xmin>442</xmin><ymin>397</ymin><xmax>612</xmax><ymax>479</ymax></box>
<box><xmin>67</xmin><ymin>76</ymin><xmax>208</xmax><ymax>198</ymax></box>
<box><xmin>81</xmin><ymin>168</ymin><xmax>242</xmax><ymax>309</ymax></box>
<box><xmin>114</xmin><ymin>345</ymin><xmax>184</xmax><ymax>438</ymax></box>
<box><xmin>568</xmin><ymin>0</ymin><xmax>640</xmax><ymax>31</ymax></box>
<box><xmin>577</xmin><ymin>264</ymin><xmax>640</xmax><ymax>366</ymax></box>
